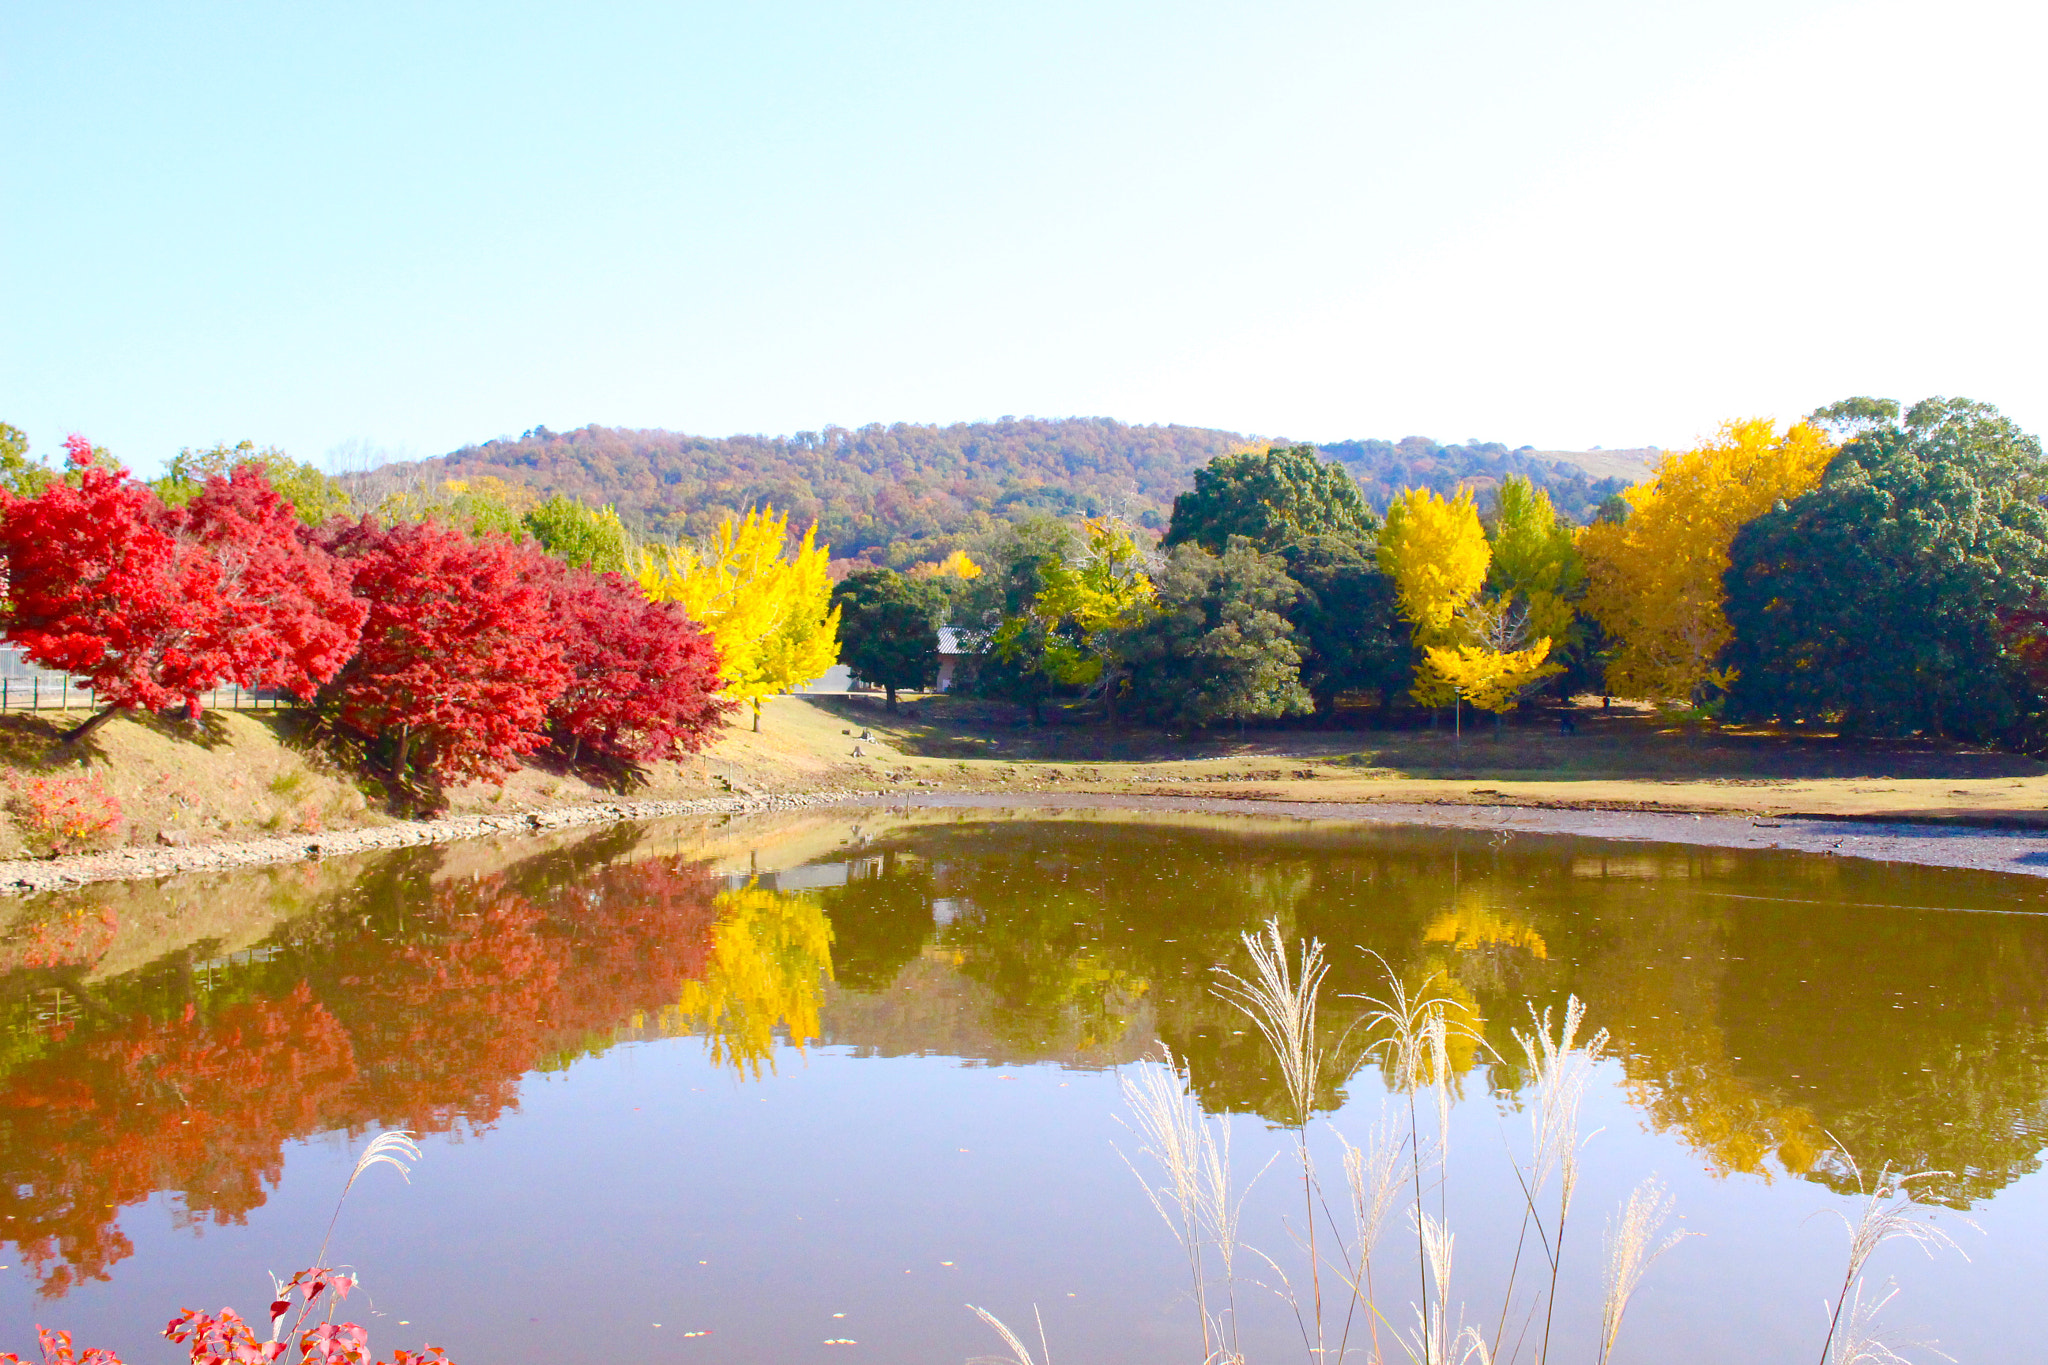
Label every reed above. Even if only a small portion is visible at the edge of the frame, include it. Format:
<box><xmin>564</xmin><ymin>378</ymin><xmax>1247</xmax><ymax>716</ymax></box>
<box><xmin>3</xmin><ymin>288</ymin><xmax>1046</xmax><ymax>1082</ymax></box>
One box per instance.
<box><xmin>1118</xmin><ymin>1048</ymin><xmax>1249</xmax><ymax>1362</ymax></box>
<box><xmin>1596</xmin><ymin>1178</ymin><xmax>1686</xmax><ymax>1365</ymax></box>
<box><xmin>1213</xmin><ymin>922</ymin><xmax>1331</xmax><ymax>1361</ymax></box>
<box><xmin>1816</xmin><ymin>1153</ymin><xmax>1972</xmax><ymax>1365</ymax></box>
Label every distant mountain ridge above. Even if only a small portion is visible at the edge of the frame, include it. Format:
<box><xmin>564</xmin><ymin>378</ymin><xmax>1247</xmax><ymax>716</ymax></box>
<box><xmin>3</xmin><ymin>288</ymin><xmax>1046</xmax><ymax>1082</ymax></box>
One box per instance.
<box><xmin>385</xmin><ymin>418</ymin><xmax>1647</xmax><ymax>568</ymax></box>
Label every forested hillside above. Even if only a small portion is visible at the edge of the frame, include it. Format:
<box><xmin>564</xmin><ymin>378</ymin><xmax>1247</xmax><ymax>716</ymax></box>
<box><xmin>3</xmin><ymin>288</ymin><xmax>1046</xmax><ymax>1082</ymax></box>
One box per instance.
<box><xmin>381</xmin><ymin>417</ymin><xmax>1638</xmax><ymax>567</ymax></box>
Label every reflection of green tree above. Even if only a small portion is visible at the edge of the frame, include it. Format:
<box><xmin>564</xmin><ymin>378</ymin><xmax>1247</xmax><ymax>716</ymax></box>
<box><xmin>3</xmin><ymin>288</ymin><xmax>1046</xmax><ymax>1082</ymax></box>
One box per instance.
<box><xmin>808</xmin><ymin>819</ymin><xmax>2048</xmax><ymax>1200</ymax></box>
<box><xmin>668</xmin><ymin>882</ymin><xmax>834</xmax><ymax>1078</ymax></box>
<box><xmin>816</xmin><ymin>853</ymin><xmax>934</xmax><ymax>990</ymax></box>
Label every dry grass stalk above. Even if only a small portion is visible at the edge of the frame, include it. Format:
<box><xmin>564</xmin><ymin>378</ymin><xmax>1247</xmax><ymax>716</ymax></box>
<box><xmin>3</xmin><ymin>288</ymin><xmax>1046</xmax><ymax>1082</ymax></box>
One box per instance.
<box><xmin>1334</xmin><ymin>1112</ymin><xmax>1409</xmax><ymax>1363</ymax></box>
<box><xmin>1212</xmin><ymin>919</ymin><xmax>1328</xmax><ymax>1128</ymax></box>
<box><xmin>1816</xmin><ymin>1150</ymin><xmax>1972</xmax><ymax>1365</ymax></box>
<box><xmin>1597</xmin><ymin>1178</ymin><xmax>1688</xmax><ymax>1365</ymax></box>
<box><xmin>1503</xmin><ymin>998</ymin><xmax>1606</xmax><ymax>1364</ymax></box>
<box><xmin>1118</xmin><ymin>1048</ymin><xmax>1249</xmax><ymax>1361</ymax></box>
<box><xmin>967</xmin><ymin>1304</ymin><xmax>1051</xmax><ymax>1365</ymax></box>
<box><xmin>1353</xmin><ymin>956</ymin><xmax>1479</xmax><ymax>1358</ymax></box>
<box><xmin>1213</xmin><ymin>919</ymin><xmax>1331</xmax><ymax>1360</ymax></box>
<box><xmin>315</xmin><ymin>1129</ymin><xmax>421</xmax><ymax>1267</ymax></box>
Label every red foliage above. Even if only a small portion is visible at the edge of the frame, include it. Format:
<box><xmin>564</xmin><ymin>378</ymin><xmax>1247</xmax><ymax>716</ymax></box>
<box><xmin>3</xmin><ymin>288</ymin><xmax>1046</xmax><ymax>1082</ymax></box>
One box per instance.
<box><xmin>10</xmin><ymin>775</ymin><xmax>123</xmax><ymax>854</ymax></box>
<box><xmin>168</xmin><ymin>467</ymin><xmax>366</xmax><ymax>699</ymax></box>
<box><xmin>320</xmin><ymin>520</ymin><xmax>569</xmax><ymax>787</ymax></box>
<box><xmin>0</xmin><ymin>446</ymin><xmax>364</xmax><ymax>722</ymax></box>
<box><xmin>0</xmin><ymin>439</ymin><xmax>223</xmax><ymax>714</ymax></box>
<box><xmin>163</xmin><ymin>1268</ymin><xmax>447</xmax><ymax>1365</ymax></box>
<box><xmin>545</xmin><ymin>565</ymin><xmax>731</xmax><ymax>764</ymax></box>
<box><xmin>0</xmin><ymin>1326</ymin><xmax>125</xmax><ymax>1365</ymax></box>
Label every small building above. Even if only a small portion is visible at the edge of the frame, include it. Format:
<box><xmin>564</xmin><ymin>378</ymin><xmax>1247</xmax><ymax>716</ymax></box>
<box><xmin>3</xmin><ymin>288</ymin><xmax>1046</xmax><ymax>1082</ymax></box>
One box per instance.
<box><xmin>936</xmin><ymin>626</ymin><xmax>971</xmax><ymax>693</ymax></box>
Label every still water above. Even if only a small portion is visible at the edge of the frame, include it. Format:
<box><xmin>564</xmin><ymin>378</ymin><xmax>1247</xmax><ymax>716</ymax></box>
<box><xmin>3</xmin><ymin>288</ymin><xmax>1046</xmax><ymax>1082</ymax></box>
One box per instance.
<box><xmin>3</xmin><ymin>806</ymin><xmax>2046</xmax><ymax>1362</ymax></box>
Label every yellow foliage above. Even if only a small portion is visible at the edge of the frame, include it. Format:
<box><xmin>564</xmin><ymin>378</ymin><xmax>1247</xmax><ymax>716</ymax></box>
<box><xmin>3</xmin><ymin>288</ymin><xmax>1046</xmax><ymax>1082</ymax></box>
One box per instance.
<box><xmin>441</xmin><ymin>475</ymin><xmax>539</xmax><ymax>514</ymax></box>
<box><xmin>1578</xmin><ymin>418</ymin><xmax>1835</xmax><ymax>703</ymax></box>
<box><xmin>1376</xmin><ymin>488</ymin><xmax>1491</xmax><ymax>642</ymax></box>
<box><xmin>1421</xmin><ymin>638</ymin><xmax>1560</xmax><ymax>714</ymax></box>
<box><xmin>1487</xmin><ymin>476</ymin><xmax>1581</xmax><ymax>647</ymax></box>
<box><xmin>637</xmin><ymin>507</ymin><xmax>841</xmax><ymax>726</ymax></box>
<box><xmin>916</xmin><ymin>549</ymin><xmax>983</xmax><ymax>580</ymax></box>
<box><xmin>1032</xmin><ymin>518</ymin><xmax>1157</xmax><ymax>687</ymax></box>
<box><xmin>669</xmin><ymin>881</ymin><xmax>834</xmax><ymax>1079</ymax></box>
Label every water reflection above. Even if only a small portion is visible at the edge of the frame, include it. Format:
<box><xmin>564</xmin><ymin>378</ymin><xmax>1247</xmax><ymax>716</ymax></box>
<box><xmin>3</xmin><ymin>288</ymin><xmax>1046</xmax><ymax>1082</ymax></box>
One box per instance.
<box><xmin>805</xmin><ymin>816</ymin><xmax>2048</xmax><ymax>1211</ymax></box>
<box><xmin>669</xmin><ymin>882</ymin><xmax>833</xmax><ymax>1078</ymax></box>
<box><xmin>3</xmin><ymin>807</ymin><xmax>2047</xmax><ymax>1310</ymax></box>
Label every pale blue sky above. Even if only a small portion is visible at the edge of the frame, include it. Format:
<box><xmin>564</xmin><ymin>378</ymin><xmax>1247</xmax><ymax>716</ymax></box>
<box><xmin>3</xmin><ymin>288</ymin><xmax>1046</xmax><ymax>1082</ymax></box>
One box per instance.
<box><xmin>5</xmin><ymin>1</ymin><xmax>2042</xmax><ymax>476</ymax></box>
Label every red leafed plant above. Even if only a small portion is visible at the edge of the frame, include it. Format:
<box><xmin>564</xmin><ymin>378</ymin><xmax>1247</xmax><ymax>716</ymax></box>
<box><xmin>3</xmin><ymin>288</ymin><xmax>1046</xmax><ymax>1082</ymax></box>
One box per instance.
<box><xmin>167</xmin><ymin>464</ymin><xmax>367</xmax><ymax>701</ymax></box>
<box><xmin>320</xmin><ymin>518</ymin><xmax>569</xmax><ymax>798</ymax></box>
<box><xmin>0</xmin><ymin>1326</ymin><xmax>125</xmax><ymax>1365</ymax></box>
<box><xmin>545</xmin><ymin>564</ymin><xmax>731</xmax><ymax>772</ymax></box>
<box><xmin>10</xmin><ymin>773</ymin><xmax>123</xmax><ymax>855</ymax></box>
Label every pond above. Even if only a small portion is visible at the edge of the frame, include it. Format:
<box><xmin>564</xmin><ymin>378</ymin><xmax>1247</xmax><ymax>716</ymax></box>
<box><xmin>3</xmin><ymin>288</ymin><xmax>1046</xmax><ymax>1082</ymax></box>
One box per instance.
<box><xmin>3</xmin><ymin>805</ymin><xmax>2045</xmax><ymax>1363</ymax></box>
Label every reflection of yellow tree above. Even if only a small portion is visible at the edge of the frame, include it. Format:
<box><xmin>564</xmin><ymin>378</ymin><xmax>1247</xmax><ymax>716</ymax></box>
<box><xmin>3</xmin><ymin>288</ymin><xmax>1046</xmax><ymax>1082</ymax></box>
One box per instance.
<box><xmin>669</xmin><ymin>882</ymin><xmax>834</xmax><ymax>1078</ymax></box>
<box><xmin>1621</xmin><ymin>1023</ymin><xmax>1828</xmax><ymax>1180</ymax></box>
<box><xmin>1422</xmin><ymin>903</ymin><xmax>1549</xmax><ymax>960</ymax></box>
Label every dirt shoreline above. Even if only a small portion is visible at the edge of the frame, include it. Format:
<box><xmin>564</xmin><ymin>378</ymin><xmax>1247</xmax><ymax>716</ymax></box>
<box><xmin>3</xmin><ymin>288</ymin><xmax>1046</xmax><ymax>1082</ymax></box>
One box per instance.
<box><xmin>9</xmin><ymin>785</ymin><xmax>2048</xmax><ymax>894</ymax></box>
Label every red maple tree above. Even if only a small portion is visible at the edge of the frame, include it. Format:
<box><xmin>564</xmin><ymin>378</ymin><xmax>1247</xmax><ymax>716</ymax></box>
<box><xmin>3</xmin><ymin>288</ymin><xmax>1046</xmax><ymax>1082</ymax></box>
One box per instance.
<box><xmin>0</xmin><ymin>445</ymin><xmax>369</xmax><ymax>742</ymax></box>
<box><xmin>0</xmin><ymin>438</ymin><xmax>224</xmax><ymax>740</ymax></box>
<box><xmin>169</xmin><ymin>465</ymin><xmax>367</xmax><ymax>700</ymax></box>
<box><xmin>320</xmin><ymin>519</ymin><xmax>568</xmax><ymax>792</ymax></box>
<box><xmin>545</xmin><ymin>565</ymin><xmax>731</xmax><ymax>767</ymax></box>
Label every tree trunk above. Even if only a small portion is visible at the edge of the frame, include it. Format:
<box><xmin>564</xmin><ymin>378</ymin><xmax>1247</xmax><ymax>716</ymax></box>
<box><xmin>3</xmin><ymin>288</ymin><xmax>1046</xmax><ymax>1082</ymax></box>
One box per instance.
<box><xmin>567</xmin><ymin>734</ymin><xmax>582</xmax><ymax>768</ymax></box>
<box><xmin>885</xmin><ymin>686</ymin><xmax>898</xmax><ymax>712</ymax></box>
<box><xmin>752</xmin><ymin>698</ymin><xmax>761</xmax><ymax>732</ymax></box>
<box><xmin>60</xmin><ymin>705</ymin><xmax>124</xmax><ymax>745</ymax></box>
<box><xmin>393</xmin><ymin>724</ymin><xmax>412</xmax><ymax>782</ymax></box>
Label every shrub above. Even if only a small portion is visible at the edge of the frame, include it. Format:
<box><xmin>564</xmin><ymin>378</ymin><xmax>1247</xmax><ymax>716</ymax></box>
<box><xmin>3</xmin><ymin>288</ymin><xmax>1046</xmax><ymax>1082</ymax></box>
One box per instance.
<box><xmin>11</xmin><ymin>773</ymin><xmax>123</xmax><ymax>855</ymax></box>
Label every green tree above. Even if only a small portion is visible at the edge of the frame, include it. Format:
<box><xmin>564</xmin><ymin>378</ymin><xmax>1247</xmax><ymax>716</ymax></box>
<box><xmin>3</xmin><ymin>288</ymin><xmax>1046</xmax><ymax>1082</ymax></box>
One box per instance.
<box><xmin>830</xmin><ymin>568</ymin><xmax>943</xmax><ymax>711</ymax></box>
<box><xmin>1277</xmin><ymin>534</ymin><xmax>1412</xmax><ymax>715</ymax></box>
<box><xmin>1163</xmin><ymin>444</ymin><xmax>1377</xmax><ymax>553</ymax></box>
<box><xmin>1724</xmin><ymin>397</ymin><xmax>2048</xmax><ymax>743</ymax></box>
<box><xmin>524</xmin><ymin>495</ymin><xmax>631</xmax><ymax>573</ymax></box>
<box><xmin>155</xmin><ymin>441</ymin><xmax>350</xmax><ymax>525</ymax></box>
<box><xmin>958</xmin><ymin>515</ymin><xmax>1081</xmax><ymax>722</ymax></box>
<box><xmin>1120</xmin><ymin>536</ymin><xmax>1313</xmax><ymax>728</ymax></box>
<box><xmin>0</xmin><ymin>422</ymin><xmax>54</xmax><ymax>496</ymax></box>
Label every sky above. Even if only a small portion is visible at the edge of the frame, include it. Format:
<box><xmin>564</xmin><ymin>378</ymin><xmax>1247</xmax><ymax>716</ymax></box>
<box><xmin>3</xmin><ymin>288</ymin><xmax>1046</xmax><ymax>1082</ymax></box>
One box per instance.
<box><xmin>4</xmin><ymin>0</ymin><xmax>2044</xmax><ymax>476</ymax></box>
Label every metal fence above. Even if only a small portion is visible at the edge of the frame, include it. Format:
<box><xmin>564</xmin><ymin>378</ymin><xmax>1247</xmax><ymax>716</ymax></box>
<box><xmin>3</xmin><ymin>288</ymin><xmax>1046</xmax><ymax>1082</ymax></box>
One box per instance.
<box><xmin>0</xmin><ymin>647</ymin><xmax>298</xmax><ymax>713</ymax></box>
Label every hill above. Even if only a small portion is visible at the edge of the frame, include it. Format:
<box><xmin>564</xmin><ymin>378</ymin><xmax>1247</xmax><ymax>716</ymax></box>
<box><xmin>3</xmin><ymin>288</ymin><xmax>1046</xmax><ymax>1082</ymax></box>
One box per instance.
<box><xmin>375</xmin><ymin>418</ymin><xmax>1643</xmax><ymax>568</ymax></box>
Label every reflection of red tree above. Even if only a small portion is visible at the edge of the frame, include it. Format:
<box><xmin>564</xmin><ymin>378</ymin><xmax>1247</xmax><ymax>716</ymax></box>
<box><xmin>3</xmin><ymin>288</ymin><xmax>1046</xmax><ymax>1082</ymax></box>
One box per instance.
<box><xmin>0</xmin><ymin>985</ymin><xmax>357</xmax><ymax>1296</ymax></box>
<box><xmin>0</xmin><ymin>857</ymin><xmax>720</xmax><ymax>1297</ymax></box>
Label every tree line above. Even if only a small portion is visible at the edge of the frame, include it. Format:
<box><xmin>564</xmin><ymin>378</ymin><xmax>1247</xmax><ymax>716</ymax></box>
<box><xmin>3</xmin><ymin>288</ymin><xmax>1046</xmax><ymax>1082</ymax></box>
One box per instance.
<box><xmin>833</xmin><ymin>397</ymin><xmax>2048</xmax><ymax>748</ymax></box>
<box><xmin>0</xmin><ymin>429</ymin><xmax>838</xmax><ymax>805</ymax></box>
<box><xmin>6</xmin><ymin>392</ymin><xmax>2040</xmax><ymax>783</ymax></box>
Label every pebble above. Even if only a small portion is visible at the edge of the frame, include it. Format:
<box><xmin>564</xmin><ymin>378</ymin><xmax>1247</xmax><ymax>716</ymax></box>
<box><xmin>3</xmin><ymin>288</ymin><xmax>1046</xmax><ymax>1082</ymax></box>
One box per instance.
<box><xmin>0</xmin><ymin>788</ymin><xmax>883</xmax><ymax>896</ymax></box>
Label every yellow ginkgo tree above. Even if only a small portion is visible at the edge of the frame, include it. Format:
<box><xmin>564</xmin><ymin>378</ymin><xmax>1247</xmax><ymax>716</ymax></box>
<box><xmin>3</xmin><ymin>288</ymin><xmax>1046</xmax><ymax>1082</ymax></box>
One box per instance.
<box><xmin>1379</xmin><ymin>485</ymin><xmax>1567</xmax><ymax>722</ymax></box>
<box><xmin>1578</xmin><ymin>417</ymin><xmax>1835</xmax><ymax>704</ymax></box>
<box><xmin>637</xmin><ymin>506</ymin><xmax>840</xmax><ymax>731</ymax></box>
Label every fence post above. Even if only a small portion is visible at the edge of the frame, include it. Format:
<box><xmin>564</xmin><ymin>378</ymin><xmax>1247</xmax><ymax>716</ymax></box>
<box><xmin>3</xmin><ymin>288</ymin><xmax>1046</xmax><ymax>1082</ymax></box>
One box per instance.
<box><xmin>33</xmin><ymin>676</ymin><xmax>39</xmax><ymax>711</ymax></box>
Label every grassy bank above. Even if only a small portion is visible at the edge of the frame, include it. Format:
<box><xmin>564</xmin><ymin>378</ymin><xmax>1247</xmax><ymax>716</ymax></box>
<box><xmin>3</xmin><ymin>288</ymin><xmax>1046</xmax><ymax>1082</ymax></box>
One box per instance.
<box><xmin>3</xmin><ymin>692</ymin><xmax>2046</xmax><ymax>862</ymax></box>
